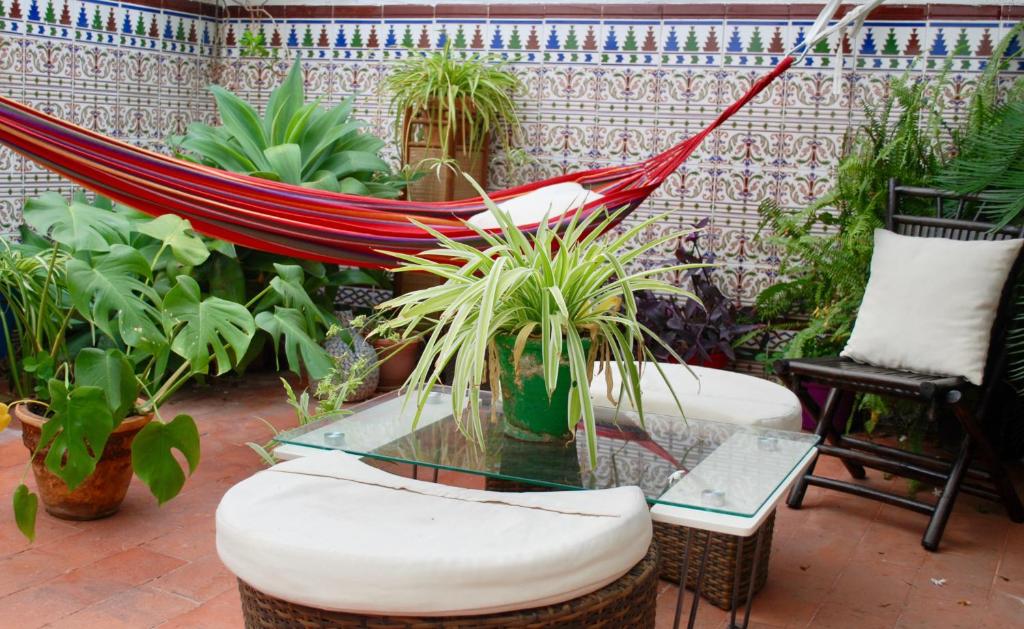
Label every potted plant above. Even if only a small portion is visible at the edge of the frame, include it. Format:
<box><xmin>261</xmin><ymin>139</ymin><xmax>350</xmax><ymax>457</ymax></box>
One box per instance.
<box><xmin>1</xmin><ymin>193</ymin><xmax>257</xmax><ymax>540</ymax></box>
<box><xmin>636</xmin><ymin>218</ymin><xmax>761</xmax><ymax>369</ymax></box>
<box><xmin>385</xmin><ymin>42</ymin><xmax>522</xmax><ymax>203</ymax></box>
<box><xmin>374</xmin><ymin>181</ymin><xmax>701</xmax><ymax>464</ymax></box>
<box><xmin>166</xmin><ymin>59</ymin><xmax>418</xmax><ymax>382</ymax></box>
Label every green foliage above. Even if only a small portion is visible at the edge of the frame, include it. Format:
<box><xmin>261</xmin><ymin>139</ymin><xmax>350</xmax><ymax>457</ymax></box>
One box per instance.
<box><xmin>937</xmin><ymin>22</ymin><xmax>1024</xmax><ymax>230</ymax></box>
<box><xmin>131</xmin><ymin>414</ymin><xmax>201</xmax><ymax>504</ymax></box>
<box><xmin>164</xmin><ymin>276</ymin><xmax>256</xmax><ymax>376</ymax></box>
<box><xmin>375</xmin><ymin>178</ymin><xmax>700</xmax><ymax>465</ymax></box>
<box><xmin>75</xmin><ymin>348</ymin><xmax>138</xmax><ymax>425</ymax></box>
<box><xmin>12</xmin><ymin>485</ymin><xmax>37</xmax><ymax>542</ymax></box>
<box><xmin>173</xmin><ymin>59</ymin><xmax>408</xmax><ymax>198</ymax></box>
<box><xmin>385</xmin><ymin>42</ymin><xmax>523</xmax><ymax>166</ymax></box>
<box><xmin>756</xmin><ymin>68</ymin><xmax>948</xmax><ymax>359</ymax></box>
<box><xmin>934</xmin><ymin>22</ymin><xmax>1024</xmax><ymax>390</ymax></box>
<box><xmin>3</xmin><ymin>194</ymin><xmax>264</xmax><ymax>541</ymax></box>
<box><xmin>41</xmin><ymin>381</ymin><xmax>114</xmax><ymax>490</ymax></box>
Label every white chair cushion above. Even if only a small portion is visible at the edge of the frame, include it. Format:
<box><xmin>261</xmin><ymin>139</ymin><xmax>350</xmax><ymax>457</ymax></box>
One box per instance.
<box><xmin>590</xmin><ymin>363</ymin><xmax>802</xmax><ymax>432</ymax></box>
<box><xmin>216</xmin><ymin>451</ymin><xmax>651</xmax><ymax>617</ymax></box>
<box><xmin>841</xmin><ymin>229</ymin><xmax>1022</xmax><ymax>385</ymax></box>
<box><xmin>467</xmin><ymin>182</ymin><xmax>603</xmax><ymax>229</ymax></box>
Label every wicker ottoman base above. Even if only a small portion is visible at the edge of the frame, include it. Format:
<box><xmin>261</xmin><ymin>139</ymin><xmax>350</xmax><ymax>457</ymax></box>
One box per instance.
<box><xmin>654</xmin><ymin>510</ymin><xmax>774</xmax><ymax>610</ymax></box>
<box><xmin>237</xmin><ymin>543</ymin><xmax>659</xmax><ymax>628</ymax></box>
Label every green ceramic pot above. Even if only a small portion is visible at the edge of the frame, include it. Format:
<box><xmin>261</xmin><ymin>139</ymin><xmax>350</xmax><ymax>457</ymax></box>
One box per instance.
<box><xmin>494</xmin><ymin>335</ymin><xmax>590</xmax><ymax>442</ymax></box>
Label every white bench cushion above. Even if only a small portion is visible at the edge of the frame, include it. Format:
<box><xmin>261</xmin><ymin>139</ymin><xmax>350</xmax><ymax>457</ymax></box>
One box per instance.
<box><xmin>590</xmin><ymin>363</ymin><xmax>802</xmax><ymax>432</ymax></box>
<box><xmin>216</xmin><ymin>451</ymin><xmax>651</xmax><ymax>616</ymax></box>
<box><xmin>467</xmin><ymin>182</ymin><xmax>603</xmax><ymax>229</ymax></box>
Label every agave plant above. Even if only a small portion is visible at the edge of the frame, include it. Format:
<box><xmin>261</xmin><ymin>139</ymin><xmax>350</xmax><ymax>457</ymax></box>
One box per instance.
<box><xmin>172</xmin><ymin>59</ymin><xmax>409</xmax><ymax>198</ymax></box>
<box><xmin>375</xmin><ymin>180</ymin><xmax>702</xmax><ymax>465</ymax></box>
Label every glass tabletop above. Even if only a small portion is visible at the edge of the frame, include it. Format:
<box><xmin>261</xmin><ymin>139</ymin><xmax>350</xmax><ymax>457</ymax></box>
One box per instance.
<box><xmin>275</xmin><ymin>387</ymin><xmax>819</xmax><ymax>518</ymax></box>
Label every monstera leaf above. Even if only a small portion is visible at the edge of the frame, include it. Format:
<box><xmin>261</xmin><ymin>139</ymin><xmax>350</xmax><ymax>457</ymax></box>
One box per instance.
<box><xmin>269</xmin><ymin>264</ymin><xmax>334</xmax><ymax>331</ymax></box>
<box><xmin>75</xmin><ymin>348</ymin><xmax>139</xmax><ymax>425</ymax></box>
<box><xmin>135</xmin><ymin>214</ymin><xmax>211</xmax><ymax>267</ymax></box>
<box><xmin>66</xmin><ymin>244</ymin><xmax>164</xmax><ymax>349</ymax></box>
<box><xmin>39</xmin><ymin>380</ymin><xmax>115</xmax><ymax>491</ymax></box>
<box><xmin>255</xmin><ymin>306</ymin><xmax>334</xmax><ymax>380</ymax></box>
<box><xmin>164</xmin><ymin>276</ymin><xmax>255</xmax><ymax>376</ymax></box>
<box><xmin>13</xmin><ymin>484</ymin><xmax>38</xmax><ymax>541</ymax></box>
<box><xmin>131</xmin><ymin>414</ymin><xmax>200</xmax><ymax>504</ymax></box>
<box><xmin>23</xmin><ymin>192</ymin><xmax>131</xmax><ymax>252</ymax></box>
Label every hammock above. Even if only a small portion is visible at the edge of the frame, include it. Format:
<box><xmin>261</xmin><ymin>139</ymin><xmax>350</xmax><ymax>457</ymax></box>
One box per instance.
<box><xmin>0</xmin><ymin>1</ymin><xmax>877</xmax><ymax>268</ymax></box>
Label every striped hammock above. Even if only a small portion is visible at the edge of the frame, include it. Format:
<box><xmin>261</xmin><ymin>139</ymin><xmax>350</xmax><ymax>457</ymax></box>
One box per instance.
<box><xmin>0</xmin><ymin>0</ymin><xmax>877</xmax><ymax>267</ymax></box>
<box><xmin>0</xmin><ymin>58</ymin><xmax>787</xmax><ymax>268</ymax></box>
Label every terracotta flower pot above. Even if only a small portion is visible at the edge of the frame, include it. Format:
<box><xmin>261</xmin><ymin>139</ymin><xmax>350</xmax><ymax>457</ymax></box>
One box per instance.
<box><xmin>372</xmin><ymin>338</ymin><xmax>422</xmax><ymax>392</ymax></box>
<box><xmin>16</xmin><ymin>404</ymin><xmax>152</xmax><ymax>521</ymax></box>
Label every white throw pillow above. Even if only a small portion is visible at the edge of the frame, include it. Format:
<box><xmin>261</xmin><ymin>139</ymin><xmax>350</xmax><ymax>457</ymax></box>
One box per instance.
<box><xmin>841</xmin><ymin>229</ymin><xmax>1022</xmax><ymax>385</ymax></box>
<box><xmin>467</xmin><ymin>182</ymin><xmax>603</xmax><ymax>229</ymax></box>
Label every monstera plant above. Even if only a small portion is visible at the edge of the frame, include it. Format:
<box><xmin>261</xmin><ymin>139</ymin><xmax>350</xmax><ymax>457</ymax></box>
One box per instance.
<box><xmin>172</xmin><ymin>59</ymin><xmax>411</xmax><ymax>198</ymax></box>
<box><xmin>2</xmin><ymin>192</ymin><xmax>257</xmax><ymax>541</ymax></box>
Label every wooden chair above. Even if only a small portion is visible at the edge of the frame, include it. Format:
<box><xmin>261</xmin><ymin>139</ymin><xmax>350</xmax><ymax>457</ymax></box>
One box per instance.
<box><xmin>774</xmin><ymin>179</ymin><xmax>1024</xmax><ymax>551</ymax></box>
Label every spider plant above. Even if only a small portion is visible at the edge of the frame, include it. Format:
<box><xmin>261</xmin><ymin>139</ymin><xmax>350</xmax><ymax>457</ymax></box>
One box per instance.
<box><xmin>385</xmin><ymin>42</ymin><xmax>522</xmax><ymax>168</ymax></box>
<box><xmin>375</xmin><ymin>180</ymin><xmax>702</xmax><ymax>465</ymax></box>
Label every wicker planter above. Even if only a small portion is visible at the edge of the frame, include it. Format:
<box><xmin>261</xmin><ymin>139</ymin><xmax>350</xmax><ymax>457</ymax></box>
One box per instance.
<box><xmin>237</xmin><ymin>542</ymin><xmax>658</xmax><ymax>628</ymax></box>
<box><xmin>654</xmin><ymin>510</ymin><xmax>775</xmax><ymax>610</ymax></box>
<box><xmin>401</xmin><ymin>100</ymin><xmax>488</xmax><ymax>203</ymax></box>
<box><xmin>17</xmin><ymin>403</ymin><xmax>152</xmax><ymax>521</ymax></box>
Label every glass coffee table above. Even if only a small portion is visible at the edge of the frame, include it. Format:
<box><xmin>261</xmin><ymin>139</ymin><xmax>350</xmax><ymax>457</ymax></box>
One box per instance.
<box><xmin>275</xmin><ymin>387</ymin><xmax>819</xmax><ymax>629</ymax></box>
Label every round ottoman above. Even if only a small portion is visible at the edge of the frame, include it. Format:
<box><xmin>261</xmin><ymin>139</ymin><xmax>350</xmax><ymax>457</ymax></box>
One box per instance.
<box><xmin>217</xmin><ymin>451</ymin><xmax>658</xmax><ymax>628</ymax></box>
<box><xmin>590</xmin><ymin>363</ymin><xmax>802</xmax><ymax>432</ymax></box>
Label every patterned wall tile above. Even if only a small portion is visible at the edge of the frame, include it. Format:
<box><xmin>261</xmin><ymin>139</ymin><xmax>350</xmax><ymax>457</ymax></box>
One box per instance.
<box><xmin>0</xmin><ymin>2</ymin><xmax>1021</xmax><ymax>299</ymax></box>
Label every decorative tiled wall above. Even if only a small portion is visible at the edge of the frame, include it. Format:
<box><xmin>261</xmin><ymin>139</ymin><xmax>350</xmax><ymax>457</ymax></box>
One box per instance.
<box><xmin>1</xmin><ymin>2</ymin><xmax>1022</xmax><ymax>310</ymax></box>
<box><xmin>0</xmin><ymin>0</ymin><xmax>219</xmax><ymax>231</ymax></box>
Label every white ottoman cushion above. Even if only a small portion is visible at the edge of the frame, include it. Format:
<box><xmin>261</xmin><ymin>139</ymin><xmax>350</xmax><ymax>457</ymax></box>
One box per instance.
<box><xmin>467</xmin><ymin>182</ymin><xmax>603</xmax><ymax>229</ymax></box>
<box><xmin>216</xmin><ymin>451</ymin><xmax>651</xmax><ymax>616</ymax></box>
<box><xmin>590</xmin><ymin>363</ymin><xmax>802</xmax><ymax>432</ymax></box>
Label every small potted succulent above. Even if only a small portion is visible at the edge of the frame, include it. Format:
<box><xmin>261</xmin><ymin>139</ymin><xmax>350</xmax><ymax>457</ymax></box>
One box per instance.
<box><xmin>636</xmin><ymin>218</ymin><xmax>762</xmax><ymax>369</ymax></box>
<box><xmin>374</xmin><ymin>180</ymin><xmax>701</xmax><ymax>464</ymax></box>
<box><xmin>1</xmin><ymin>193</ymin><xmax>257</xmax><ymax>540</ymax></box>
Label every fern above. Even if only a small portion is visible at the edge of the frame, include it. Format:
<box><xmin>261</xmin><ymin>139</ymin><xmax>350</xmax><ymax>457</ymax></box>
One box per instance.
<box><xmin>756</xmin><ymin>69</ymin><xmax>948</xmax><ymax>359</ymax></box>
<box><xmin>933</xmin><ymin>22</ymin><xmax>1024</xmax><ymax>391</ymax></box>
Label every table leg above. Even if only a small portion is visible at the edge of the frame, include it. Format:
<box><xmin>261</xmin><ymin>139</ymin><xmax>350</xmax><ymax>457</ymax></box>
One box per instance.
<box><xmin>731</xmin><ymin>526</ymin><xmax>766</xmax><ymax>629</ymax></box>
<box><xmin>686</xmin><ymin>535</ymin><xmax>713</xmax><ymax>629</ymax></box>
<box><xmin>671</xmin><ymin>528</ymin><xmax>694</xmax><ymax>629</ymax></box>
<box><xmin>728</xmin><ymin>535</ymin><xmax>746</xmax><ymax>628</ymax></box>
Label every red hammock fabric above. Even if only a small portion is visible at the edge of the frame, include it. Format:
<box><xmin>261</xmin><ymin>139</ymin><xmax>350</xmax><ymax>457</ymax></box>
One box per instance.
<box><xmin>0</xmin><ymin>56</ymin><xmax>793</xmax><ymax>268</ymax></box>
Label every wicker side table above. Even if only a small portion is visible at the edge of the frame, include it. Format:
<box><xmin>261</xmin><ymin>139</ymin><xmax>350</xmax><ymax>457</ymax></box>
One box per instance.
<box><xmin>237</xmin><ymin>543</ymin><xmax>659</xmax><ymax>629</ymax></box>
<box><xmin>654</xmin><ymin>511</ymin><xmax>774</xmax><ymax>610</ymax></box>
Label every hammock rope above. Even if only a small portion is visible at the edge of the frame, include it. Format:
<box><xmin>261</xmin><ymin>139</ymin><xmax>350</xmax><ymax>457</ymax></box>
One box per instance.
<box><xmin>0</xmin><ymin>2</ymin><xmax>879</xmax><ymax>268</ymax></box>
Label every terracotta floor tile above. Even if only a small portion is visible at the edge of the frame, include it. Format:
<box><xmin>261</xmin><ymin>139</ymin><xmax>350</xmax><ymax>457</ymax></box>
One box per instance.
<box><xmin>156</xmin><ymin>586</ymin><xmax>243</xmax><ymax>629</ymax></box>
<box><xmin>59</xmin><ymin>585</ymin><xmax>198</xmax><ymax>628</ymax></box>
<box><xmin>827</xmin><ymin>560</ymin><xmax>916</xmax><ymax>622</ymax></box>
<box><xmin>809</xmin><ymin>601</ymin><xmax>896</xmax><ymax>629</ymax></box>
<box><xmin>0</xmin><ymin>549</ymin><xmax>69</xmax><ymax>598</ymax></box>
<box><xmin>150</xmin><ymin>553</ymin><xmax>237</xmax><ymax>603</ymax></box>
<box><xmin>0</xmin><ymin>373</ymin><xmax>1019</xmax><ymax>628</ymax></box>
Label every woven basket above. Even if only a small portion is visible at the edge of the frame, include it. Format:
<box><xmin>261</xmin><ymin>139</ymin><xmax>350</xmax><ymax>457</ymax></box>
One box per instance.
<box><xmin>237</xmin><ymin>543</ymin><xmax>659</xmax><ymax>628</ymax></box>
<box><xmin>654</xmin><ymin>510</ymin><xmax>775</xmax><ymax>610</ymax></box>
